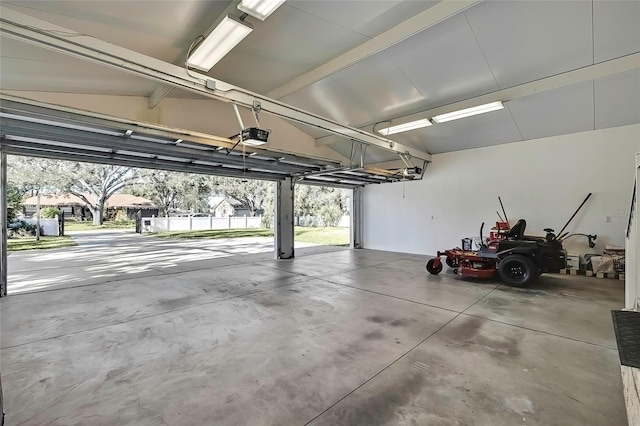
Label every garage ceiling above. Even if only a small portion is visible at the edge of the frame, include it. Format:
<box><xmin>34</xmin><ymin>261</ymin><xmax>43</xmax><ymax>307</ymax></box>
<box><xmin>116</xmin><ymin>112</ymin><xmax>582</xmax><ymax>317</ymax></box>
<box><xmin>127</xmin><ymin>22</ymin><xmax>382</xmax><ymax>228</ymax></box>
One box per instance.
<box><xmin>0</xmin><ymin>0</ymin><xmax>639</xmax><ymax>163</ymax></box>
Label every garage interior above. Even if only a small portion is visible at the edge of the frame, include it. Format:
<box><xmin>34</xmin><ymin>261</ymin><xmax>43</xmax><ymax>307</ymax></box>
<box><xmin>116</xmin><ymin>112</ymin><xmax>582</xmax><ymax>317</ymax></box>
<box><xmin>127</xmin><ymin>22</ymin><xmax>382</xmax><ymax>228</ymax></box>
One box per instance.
<box><xmin>0</xmin><ymin>1</ymin><xmax>639</xmax><ymax>425</ymax></box>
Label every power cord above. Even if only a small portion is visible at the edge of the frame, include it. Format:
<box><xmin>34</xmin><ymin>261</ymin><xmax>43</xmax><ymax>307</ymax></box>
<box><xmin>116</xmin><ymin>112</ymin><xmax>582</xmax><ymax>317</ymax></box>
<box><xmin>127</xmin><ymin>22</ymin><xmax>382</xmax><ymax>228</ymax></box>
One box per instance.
<box><xmin>184</xmin><ymin>35</ymin><xmax>208</xmax><ymax>83</ymax></box>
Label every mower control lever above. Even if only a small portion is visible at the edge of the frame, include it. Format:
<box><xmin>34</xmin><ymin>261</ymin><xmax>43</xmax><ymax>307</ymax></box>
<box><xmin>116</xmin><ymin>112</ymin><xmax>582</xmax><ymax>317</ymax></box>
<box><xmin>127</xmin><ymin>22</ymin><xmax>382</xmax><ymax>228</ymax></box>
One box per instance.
<box><xmin>543</xmin><ymin>228</ymin><xmax>554</xmax><ymax>233</ymax></box>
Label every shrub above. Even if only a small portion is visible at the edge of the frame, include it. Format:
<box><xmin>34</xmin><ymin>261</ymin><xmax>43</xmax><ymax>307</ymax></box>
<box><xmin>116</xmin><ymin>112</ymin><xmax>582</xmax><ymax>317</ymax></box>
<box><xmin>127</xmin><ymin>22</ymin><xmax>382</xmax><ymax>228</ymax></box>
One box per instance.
<box><xmin>38</xmin><ymin>207</ymin><xmax>60</xmax><ymax>219</ymax></box>
<box><xmin>319</xmin><ymin>204</ymin><xmax>342</xmax><ymax>227</ymax></box>
<box><xmin>113</xmin><ymin>209</ymin><xmax>130</xmax><ymax>222</ymax></box>
<box><xmin>7</xmin><ymin>219</ymin><xmax>44</xmax><ymax>238</ymax></box>
<box><xmin>261</xmin><ymin>213</ymin><xmax>274</xmax><ymax>229</ymax></box>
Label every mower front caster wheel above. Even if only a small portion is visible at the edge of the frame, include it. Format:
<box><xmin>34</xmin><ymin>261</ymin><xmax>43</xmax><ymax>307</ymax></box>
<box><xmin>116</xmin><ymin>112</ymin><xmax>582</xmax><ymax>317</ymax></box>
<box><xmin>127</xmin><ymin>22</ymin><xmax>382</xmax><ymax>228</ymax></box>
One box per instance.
<box><xmin>426</xmin><ymin>258</ymin><xmax>443</xmax><ymax>275</ymax></box>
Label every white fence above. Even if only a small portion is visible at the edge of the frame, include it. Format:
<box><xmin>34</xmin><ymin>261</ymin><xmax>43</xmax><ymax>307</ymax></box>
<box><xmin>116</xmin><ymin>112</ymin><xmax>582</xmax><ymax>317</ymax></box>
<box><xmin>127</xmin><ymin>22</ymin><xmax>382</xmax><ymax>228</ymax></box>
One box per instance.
<box><xmin>143</xmin><ymin>216</ymin><xmax>263</xmax><ymax>233</ymax></box>
<box><xmin>625</xmin><ymin>153</ymin><xmax>640</xmax><ymax>310</ymax></box>
<box><xmin>22</xmin><ymin>217</ymin><xmax>59</xmax><ymax>236</ymax></box>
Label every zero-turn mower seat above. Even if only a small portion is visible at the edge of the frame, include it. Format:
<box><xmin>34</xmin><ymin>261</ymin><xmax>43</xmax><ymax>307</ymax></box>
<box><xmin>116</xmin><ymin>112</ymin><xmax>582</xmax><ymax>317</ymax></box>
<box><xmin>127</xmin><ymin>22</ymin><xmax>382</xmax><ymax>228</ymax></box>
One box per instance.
<box><xmin>508</xmin><ymin>219</ymin><xmax>526</xmax><ymax>240</ymax></box>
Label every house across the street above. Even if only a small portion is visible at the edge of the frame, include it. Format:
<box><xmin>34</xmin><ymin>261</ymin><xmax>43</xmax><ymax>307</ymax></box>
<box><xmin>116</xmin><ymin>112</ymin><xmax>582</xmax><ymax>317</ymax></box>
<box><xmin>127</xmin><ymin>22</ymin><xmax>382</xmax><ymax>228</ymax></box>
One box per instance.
<box><xmin>22</xmin><ymin>193</ymin><xmax>159</xmax><ymax>220</ymax></box>
<box><xmin>208</xmin><ymin>195</ymin><xmax>260</xmax><ymax>217</ymax></box>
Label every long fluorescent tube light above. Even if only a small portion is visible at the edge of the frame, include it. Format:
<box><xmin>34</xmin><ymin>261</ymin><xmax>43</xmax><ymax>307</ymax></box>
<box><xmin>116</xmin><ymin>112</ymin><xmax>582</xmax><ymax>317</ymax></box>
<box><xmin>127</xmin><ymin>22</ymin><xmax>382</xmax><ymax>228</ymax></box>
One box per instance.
<box><xmin>186</xmin><ymin>15</ymin><xmax>253</xmax><ymax>72</ymax></box>
<box><xmin>238</xmin><ymin>0</ymin><xmax>286</xmax><ymax>21</ymax></box>
<box><xmin>432</xmin><ymin>101</ymin><xmax>504</xmax><ymax>123</ymax></box>
<box><xmin>377</xmin><ymin>118</ymin><xmax>432</xmax><ymax>136</ymax></box>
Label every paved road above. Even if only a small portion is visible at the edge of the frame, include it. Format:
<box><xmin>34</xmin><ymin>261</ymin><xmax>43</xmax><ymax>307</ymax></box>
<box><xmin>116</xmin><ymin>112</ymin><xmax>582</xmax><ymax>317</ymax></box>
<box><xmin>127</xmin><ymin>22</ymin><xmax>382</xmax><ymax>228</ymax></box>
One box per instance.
<box><xmin>7</xmin><ymin>230</ymin><xmax>336</xmax><ymax>294</ymax></box>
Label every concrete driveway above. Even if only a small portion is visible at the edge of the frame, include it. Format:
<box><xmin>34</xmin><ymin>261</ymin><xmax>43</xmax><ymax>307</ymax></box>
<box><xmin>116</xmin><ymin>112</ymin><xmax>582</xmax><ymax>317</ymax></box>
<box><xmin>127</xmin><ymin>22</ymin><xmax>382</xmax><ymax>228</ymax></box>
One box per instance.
<box><xmin>7</xmin><ymin>230</ymin><xmax>341</xmax><ymax>294</ymax></box>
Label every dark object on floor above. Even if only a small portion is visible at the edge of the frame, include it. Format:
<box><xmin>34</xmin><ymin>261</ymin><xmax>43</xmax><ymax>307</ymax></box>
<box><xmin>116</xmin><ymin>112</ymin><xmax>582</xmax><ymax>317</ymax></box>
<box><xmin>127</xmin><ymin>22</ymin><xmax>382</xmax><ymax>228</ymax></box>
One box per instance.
<box><xmin>427</xmin><ymin>193</ymin><xmax>595</xmax><ymax>287</ymax></box>
<box><xmin>612</xmin><ymin>310</ymin><xmax>640</xmax><ymax>368</ymax></box>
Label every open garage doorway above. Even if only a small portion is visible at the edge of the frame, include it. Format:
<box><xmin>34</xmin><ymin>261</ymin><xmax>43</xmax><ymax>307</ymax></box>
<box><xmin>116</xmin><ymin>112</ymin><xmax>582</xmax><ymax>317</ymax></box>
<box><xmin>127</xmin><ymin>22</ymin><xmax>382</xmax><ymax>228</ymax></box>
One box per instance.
<box><xmin>4</xmin><ymin>155</ymin><xmax>282</xmax><ymax>295</ymax></box>
<box><xmin>293</xmin><ymin>183</ymin><xmax>351</xmax><ymax>250</ymax></box>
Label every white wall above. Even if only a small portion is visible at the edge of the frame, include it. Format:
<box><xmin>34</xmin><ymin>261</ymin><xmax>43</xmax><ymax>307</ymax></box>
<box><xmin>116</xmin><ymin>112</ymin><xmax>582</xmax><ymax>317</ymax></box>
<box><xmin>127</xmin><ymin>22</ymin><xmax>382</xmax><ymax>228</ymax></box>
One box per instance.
<box><xmin>363</xmin><ymin>124</ymin><xmax>640</xmax><ymax>256</ymax></box>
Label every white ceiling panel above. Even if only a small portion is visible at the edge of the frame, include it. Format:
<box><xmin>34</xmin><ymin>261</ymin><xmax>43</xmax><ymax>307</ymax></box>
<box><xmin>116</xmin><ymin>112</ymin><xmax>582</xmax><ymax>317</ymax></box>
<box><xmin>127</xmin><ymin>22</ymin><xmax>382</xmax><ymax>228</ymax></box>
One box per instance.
<box><xmin>0</xmin><ymin>37</ymin><xmax>157</xmax><ymax>96</ymax></box>
<box><xmin>593</xmin><ymin>0</ymin><xmax>640</xmax><ymax>63</ymax></box>
<box><xmin>507</xmin><ymin>81</ymin><xmax>595</xmax><ymax>141</ymax></box>
<box><xmin>286</xmin><ymin>1</ymin><xmax>439</xmax><ymax>38</ymax></box>
<box><xmin>329</xmin><ymin>141</ymin><xmax>399</xmax><ymax>165</ymax></box>
<box><xmin>464</xmin><ymin>0</ymin><xmax>593</xmax><ymax>88</ymax></box>
<box><xmin>595</xmin><ymin>69</ymin><xmax>640</xmax><ymax>130</ymax></box>
<box><xmin>209</xmin><ymin>5</ymin><xmax>369</xmax><ymax>94</ymax></box>
<box><xmin>385</xmin><ymin>13</ymin><xmax>499</xmax><ymax>109</ymax></box>
<box><xmin>394</xmin><ymin>108</ymin><xmax>521</xmax><ymax>154</ymax></box>
<box><xmin>1</xmin><ymin>0</ymin><xmax>638</xmax><ymax>159</ymax></box>
<box><xmin>1</xmin><ymin>1</ymin><xmax>228</xmax><ymax>64</ymax></box>
<box><xmin>280</xmin><ymin>53</ymin><xmax>424</xmax><ymax>127</ymax></box>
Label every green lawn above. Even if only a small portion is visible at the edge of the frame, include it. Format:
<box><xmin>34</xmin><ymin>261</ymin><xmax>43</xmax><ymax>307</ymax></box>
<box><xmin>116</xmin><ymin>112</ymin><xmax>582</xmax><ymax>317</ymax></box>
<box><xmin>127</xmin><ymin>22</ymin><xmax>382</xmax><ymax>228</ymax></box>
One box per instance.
<box><xmin>7</xmin><ymin>236</ymin><xmax>78</xmax><ymax>252</ymax></box>
<box><xmin>155</xmin><ymin>227</ymin><xmax>350</xmax><ymax>246</ymax></box>
<box><xmin>294</xmin><ymin>227</ymin><xmax>349</xmax><ymax>246</ymax></box>
<box><xmin>64</xmin><ymin>220</ymin><xmax>136</xmax><ymax>231</ymax></box>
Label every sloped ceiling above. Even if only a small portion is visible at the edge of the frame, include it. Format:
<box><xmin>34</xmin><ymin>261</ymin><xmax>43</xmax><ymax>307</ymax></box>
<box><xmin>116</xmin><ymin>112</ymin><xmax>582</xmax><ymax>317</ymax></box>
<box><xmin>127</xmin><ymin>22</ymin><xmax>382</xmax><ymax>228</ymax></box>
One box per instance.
<box><xmin>1</xmin><ymin>0</ymin><xmax>639</xmax><ymax>161</ymax></box>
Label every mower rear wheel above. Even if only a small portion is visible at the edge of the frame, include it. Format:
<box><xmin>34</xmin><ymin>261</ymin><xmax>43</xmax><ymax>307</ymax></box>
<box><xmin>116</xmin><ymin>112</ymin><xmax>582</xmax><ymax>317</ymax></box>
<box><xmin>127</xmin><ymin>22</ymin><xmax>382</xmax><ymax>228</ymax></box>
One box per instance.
<box><xmin>426</xmin><ymin>258</ymin><xmax>443</xmax><ymax>275</ymax></box>
<box><xmin>498</xmin><ymin>254</ymin><xmax>538</xmax><ymax>287</ymax></box>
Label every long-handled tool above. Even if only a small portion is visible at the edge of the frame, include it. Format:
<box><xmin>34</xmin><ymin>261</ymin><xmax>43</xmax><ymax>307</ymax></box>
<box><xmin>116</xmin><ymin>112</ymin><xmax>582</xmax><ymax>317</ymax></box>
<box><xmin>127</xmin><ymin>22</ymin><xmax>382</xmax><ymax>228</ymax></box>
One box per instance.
<box><xmin>498</xmin><ymin>196</ymin><xmax>509</xmax><ymax>225</ymax></box>
<box><xmin>554</xmin><ymin>193</ymin><xmax>592</xmax><ymax>240</ymax></box>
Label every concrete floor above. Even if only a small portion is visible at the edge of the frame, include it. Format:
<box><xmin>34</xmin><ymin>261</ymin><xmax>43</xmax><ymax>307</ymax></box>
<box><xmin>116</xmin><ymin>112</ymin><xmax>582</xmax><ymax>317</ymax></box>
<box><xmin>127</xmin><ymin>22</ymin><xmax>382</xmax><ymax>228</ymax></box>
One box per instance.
<box><xmin>0</xmin><ymin>241</ymin><xmax>627</xmax><ymax>425</ymax></box>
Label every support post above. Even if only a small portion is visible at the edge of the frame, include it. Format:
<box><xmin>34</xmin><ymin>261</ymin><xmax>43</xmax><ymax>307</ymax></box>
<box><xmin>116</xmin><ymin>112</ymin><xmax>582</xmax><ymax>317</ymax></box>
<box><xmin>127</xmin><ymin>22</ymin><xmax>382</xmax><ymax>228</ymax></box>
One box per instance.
<box><xmin>351</xmin><ymin>187</ymin><xmax>363</xmax><ymax>249</ymax></box>
<box><xmin>275</xmin><ymin>178</ymin><xmax>295</xmax><ymax>259</ymax></box>
<box><xmin>1</xmin><ymin>152</ymin><xmax>7</xmax><ymax>297</ymax></box>
<box><xmin>35</xmin><ymin>193</ymin><xmax>40</xmax><ymax>241</ymax></box>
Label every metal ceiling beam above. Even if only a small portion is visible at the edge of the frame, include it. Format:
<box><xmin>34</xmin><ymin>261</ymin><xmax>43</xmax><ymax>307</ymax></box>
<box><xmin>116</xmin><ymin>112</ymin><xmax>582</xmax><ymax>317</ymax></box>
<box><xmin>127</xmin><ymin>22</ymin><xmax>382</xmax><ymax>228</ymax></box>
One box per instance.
<box><xmin>267</xmin><ymin>0</ymin><xmax>481</xmax><ymax>100</ymax></box>
<box><xmin>322</xmin><ymin>172</ymin><xmax>385</xmax><ymax>184</ymax></box>
<box><xmin>316</xmin><ymin>53</ymin><xmax>640</xmax><ymax>147</ymax></box>
<box><xmin>0</xmin><ymin>6</ymin><xmax>431</xmax><ymax>163</ymax></box>
<box><xmin>148</xmin><ymin>85</ymin><xmax>175</xmax><ymax>109</ymax></box>
<box><xmin>298</xmin><ymin>179</ymin><xmax>364</xmax><ymax>190</ymax></box>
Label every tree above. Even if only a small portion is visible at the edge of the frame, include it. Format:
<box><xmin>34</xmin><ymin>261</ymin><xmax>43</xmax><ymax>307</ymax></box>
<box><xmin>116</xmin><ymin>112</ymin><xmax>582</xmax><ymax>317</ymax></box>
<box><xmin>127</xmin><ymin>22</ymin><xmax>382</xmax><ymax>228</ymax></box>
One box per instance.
<box><xmin>52</xmin><ymin>163</ymin><xmax>137</xmax><ymax>225</ymax></box>
<box><xmin>6</xmin><ymin>184</ymin><xmax>23</xmax><ymax>222</ymax></box>
<box><xmin>7</xmin><ymin>155</ymin><xmax>53</xmax><ymax>221</ymax></box>
<box><xmin>132</xmin><ymin>170</ymin><xmax>212</xmax><ymax>216</ymax></box>
<box><xmin>8</xmin><ymin>156</ymin><xmax>138</xmax><ymax>225</ymax></box>
<box><xmin>294</xmin><ymin>184</ymin><xmax>349</xmax><ymax>226</ymax></box>
<box><xmin>6</xmin><ymin>155</ymin><xmax>50</xmax><ymax>198</ymax></box>
<box><xmin>210</xmin><ymin>177</ymin><xmax>273</xmax><ymax>217</ymax></box>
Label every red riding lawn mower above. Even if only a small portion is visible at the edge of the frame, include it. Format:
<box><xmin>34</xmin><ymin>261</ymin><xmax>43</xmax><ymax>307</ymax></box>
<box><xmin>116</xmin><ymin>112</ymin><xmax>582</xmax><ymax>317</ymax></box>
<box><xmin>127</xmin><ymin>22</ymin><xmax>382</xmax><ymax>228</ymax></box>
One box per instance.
<box><xmin>425</xmin><ymin>194</ymin><xmax>597</xmax><ymax>287</ymax></box>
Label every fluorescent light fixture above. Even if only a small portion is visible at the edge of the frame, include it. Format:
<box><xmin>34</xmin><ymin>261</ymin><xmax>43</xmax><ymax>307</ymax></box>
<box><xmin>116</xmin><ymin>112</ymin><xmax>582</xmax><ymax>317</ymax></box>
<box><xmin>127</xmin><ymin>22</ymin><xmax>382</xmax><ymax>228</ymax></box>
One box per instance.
<box><xmin>238</xmin><ymin>0</ymin><xmax>286</xmax><ymax>21</ymax></box>
<box><xmin>377</xmin><ymin>118</ymin><xmax>432</xmax><ymax>136</ymax></box>
<box><xmin>186</xmin><ymin>15</ymin><xmax>253</xmax><ymax>72</ymax></box>
<box><xmin>432</xmin><ymin>101</ymin><xmax>504</xmax><ymax>124</ymax></box>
